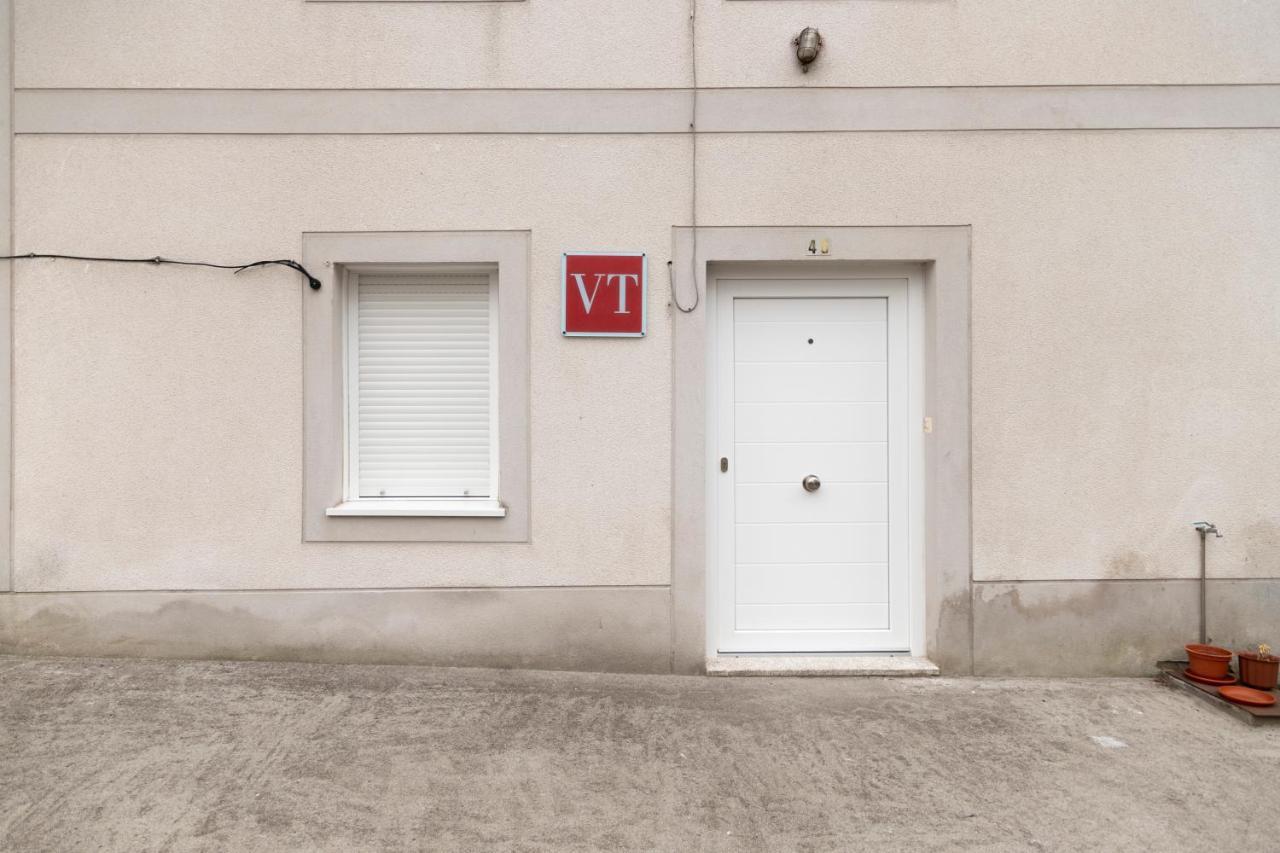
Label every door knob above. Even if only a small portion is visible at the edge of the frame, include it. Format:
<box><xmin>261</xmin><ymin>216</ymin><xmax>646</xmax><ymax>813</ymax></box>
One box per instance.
<box><xmin>802</xmin><ymin>475</ymin><xmax>821</xmax><ymax>492</ymax></box>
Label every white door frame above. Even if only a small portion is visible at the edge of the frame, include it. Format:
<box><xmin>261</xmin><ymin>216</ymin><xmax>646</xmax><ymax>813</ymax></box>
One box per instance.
<box><xmin>706</xmin><ymin>263</ymin><xmax>926</xmax><ymax>656</ymax></box>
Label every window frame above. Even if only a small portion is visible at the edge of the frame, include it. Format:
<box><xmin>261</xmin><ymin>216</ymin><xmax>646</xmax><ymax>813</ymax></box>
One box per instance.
<box><xmin>337</xmin><ymin>264</ymin><xmax>503</xmax><ymax>516</ymax></box>
<box><xmin>302</xmin><ymin>231</ymin><xmax>530</xmax><ymax>542</ymax></box>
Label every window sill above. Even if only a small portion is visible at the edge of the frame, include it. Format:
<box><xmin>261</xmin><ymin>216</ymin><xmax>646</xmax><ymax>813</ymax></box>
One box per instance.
<box><xmin>325</xmin><ymin>499</ymin><xmax>507</xmax><ymax>518</ymax></box>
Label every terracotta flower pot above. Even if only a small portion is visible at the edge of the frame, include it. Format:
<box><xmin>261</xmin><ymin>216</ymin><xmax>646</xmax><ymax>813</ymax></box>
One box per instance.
<box><xmin>1237</xmin><ymin>652</ymin><xmax>1280</xmax><ymax>691</ymax></box>
<box><xmin>1185</xmin><ymin>643</ymin><xmax>1233</xmax><ymax>679</ymax></box>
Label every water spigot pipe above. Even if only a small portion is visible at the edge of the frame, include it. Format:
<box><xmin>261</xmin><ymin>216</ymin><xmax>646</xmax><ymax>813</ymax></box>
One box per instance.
<box><xmin>1192</xmin><ymin>522</ymin><xmax>1221</xmax><ymax>645</ymax></box>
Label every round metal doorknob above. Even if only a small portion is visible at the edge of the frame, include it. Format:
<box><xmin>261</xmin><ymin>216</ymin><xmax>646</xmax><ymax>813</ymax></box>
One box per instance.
<box><xmin>802</xmin><ymin>475</ymin><xmax>821</xmax><ymax>492</ymax></box>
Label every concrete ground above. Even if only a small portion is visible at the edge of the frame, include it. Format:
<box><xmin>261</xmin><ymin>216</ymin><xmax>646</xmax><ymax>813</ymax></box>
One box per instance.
<box><xmin>2</xmin><ymin>657</ymin><xmax>1277</xmax><ymax>852</ymax></box>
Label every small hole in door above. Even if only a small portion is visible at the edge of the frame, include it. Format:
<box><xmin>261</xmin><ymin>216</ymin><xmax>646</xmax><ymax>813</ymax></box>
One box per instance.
<box><xmin>807</xmin><ymin>338</ymin><xmax>814</xmax><ymax>345</ymax></box>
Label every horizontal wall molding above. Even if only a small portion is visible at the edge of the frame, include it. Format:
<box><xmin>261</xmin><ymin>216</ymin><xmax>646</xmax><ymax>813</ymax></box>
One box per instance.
<box><xmin>972</xmin><ymin>576</ymin><xmax>1280</xmax><ymax>584</ymax></box>
<box><xmin>15</xmin><ymin>85</ymin><xmax>1280</xmax><ymax>135</ymax></box>
<box><xmin>699</xmin><ymin>85</ymin><xmax>1280</xmax><ymax>133</ymax></box>
<box><xmin>308</xmin><ymin>0</ymin><xmax>523</xmax><ymax>3</ymax></box>
<box><xmin>16</xmin><ymin>89</ymin><xmax>692</xmax><ymax>135</ymax></box>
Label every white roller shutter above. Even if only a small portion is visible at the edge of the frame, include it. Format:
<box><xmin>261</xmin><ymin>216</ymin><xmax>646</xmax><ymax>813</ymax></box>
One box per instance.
<box><xmin>352</xmin><ymin>272</ymin><xmax>495</xmax><ymax>499</ymax></box>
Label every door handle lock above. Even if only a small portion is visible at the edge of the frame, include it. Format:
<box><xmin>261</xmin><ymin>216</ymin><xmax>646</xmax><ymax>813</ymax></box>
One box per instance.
<box><xmin>802</xmin><ymin>474</ymin><xmax>821</xmax><ymax>492</ymax></box>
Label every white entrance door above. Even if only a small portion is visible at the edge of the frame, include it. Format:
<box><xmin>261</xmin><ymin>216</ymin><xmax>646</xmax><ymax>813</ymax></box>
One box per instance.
<box><xmin>715</xmin><ymin>276</ymin><xmax>916</xmax><ymax>653</ymax></box>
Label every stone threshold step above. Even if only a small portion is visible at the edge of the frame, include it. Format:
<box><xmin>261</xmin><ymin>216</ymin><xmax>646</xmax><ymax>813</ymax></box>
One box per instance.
<box><xmin>706</xmin><ymin>655</ymin><xmax>939</xmax><ymax>677</ymax></box>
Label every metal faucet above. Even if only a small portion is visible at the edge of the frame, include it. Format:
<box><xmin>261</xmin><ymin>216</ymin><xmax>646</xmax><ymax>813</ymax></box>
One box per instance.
<box><xmin>1193</xmin><ymin>521</ymin><xmax>1221</xmax><ymax>539</ymax></box>
<box><xmin>1192</xmin><ymin>521</ymin><xmax>1222</xmax><ymax>645</ymax></box>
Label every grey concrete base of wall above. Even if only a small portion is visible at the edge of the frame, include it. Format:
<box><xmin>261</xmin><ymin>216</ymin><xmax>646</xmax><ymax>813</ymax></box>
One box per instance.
<box><xmin>1205</xmin><ymin>580</ymin><xmax>1280</xmax><ymax>653</ymax></box>
<box><xmin>3</xmin><ymin>579</ymin><xmax>1271</xmax><ymax>676</ymax></box>
<box><xmin>0</xmin><ymin>587</ymin><xmax>672</xmax><ymax>674</ymax></box>
<box><xmin>973</xmin><ymin>579</ymin><xmax>1277</xmax><ymax>676</ymax></box>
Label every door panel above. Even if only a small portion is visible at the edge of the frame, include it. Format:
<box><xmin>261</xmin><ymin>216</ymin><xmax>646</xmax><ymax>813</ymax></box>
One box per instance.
<box><xmin>734</xmin><ymin>297</ymin><xmax>885</xmax><ymax>323</ymax></box>
<box><xmin>734</xmin><ymin>402</ymin><xmax>887</xmax><ymax>443</ymax></box>
<box><xmin>735</xmin><ymin>442</ymin><xmax>887</xmax><ymax>484</ymax></box>
<box><xmin>734</xmin><ymin>362</ymin><xmax>887</xmax><ymax>403</ymax></box>
<box><xmin>733</xmin><ymin>322</ymin><xmax>887</xmax><ymax>363</ymax></box>
<box><xmin>715</xmin><ymin>278</ymin><xmax>912</xmax><ymax>653</ymax></box>
<box><xmin>735</xmin><ymin>483</ymin><xmax>887</xmax><ymax>524</ymax></box>
<box><xmin>735</xmin><ymin>523</ymin><xmax>889</xmax><ymax>564</ymax></box>
<box><xmin>736</xmin><ymin>603</ymin><xmax>890</xmax><ymax>632</ymax></box>
<box><xmin>737</xmin><ymin>563</ymin><xmax>890</xmax><ymax>604</ymax></box>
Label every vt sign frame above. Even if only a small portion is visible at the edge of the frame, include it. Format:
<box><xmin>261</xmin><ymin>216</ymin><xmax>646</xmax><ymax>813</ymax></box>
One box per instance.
<box><xmin>561</xmin><ymin>252</ymin><xmax>648</xmax><ymax>338</ymax></box>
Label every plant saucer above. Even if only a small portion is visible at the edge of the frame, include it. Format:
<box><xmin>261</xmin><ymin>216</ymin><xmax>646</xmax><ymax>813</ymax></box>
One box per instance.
<box><xmin>1183</xmin><ymin>668</ymin><xmax>1237</xmax><ymax>686</ymax></box>
<box><xmin>1218</xmin><ymin>685</ymin><xmax>1276</xmax><ymax>707</ymax></box>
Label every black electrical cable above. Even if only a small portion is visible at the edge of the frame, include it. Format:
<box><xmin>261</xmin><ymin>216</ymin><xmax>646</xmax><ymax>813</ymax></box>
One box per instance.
<box><xmin>0</xmin><ymin>252</ymin><xmax>323</xmax><ymax>290</ymax></box>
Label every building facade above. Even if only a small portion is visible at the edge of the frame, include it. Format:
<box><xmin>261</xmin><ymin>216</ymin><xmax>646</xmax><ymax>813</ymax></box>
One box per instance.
<box><xmin>1</xmin><ymin>1</ymin><xmax>1278</xmax><ymax>675</ymax></box>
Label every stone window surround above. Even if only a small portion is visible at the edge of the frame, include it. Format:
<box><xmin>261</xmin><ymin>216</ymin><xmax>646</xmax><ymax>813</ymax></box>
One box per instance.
<box><xmin>301</xmin><ymin>231</ymin><xmax>531</xmax><ymax>543</ymax></box>
<box><xmin>669</xmin><ymin>226</ymin><xmax>972</xmax><ymax>673</ymax></box>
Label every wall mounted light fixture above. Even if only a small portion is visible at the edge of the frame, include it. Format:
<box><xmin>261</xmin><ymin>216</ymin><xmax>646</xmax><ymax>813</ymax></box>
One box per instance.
<box><xmin>793</xmin><ymin>27</ymin><xmax>823</xmax><ymax>72</ymax></box>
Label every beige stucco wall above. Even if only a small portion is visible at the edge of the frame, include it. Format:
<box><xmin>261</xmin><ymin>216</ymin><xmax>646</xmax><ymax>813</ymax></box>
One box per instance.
<box><xmin>695</xmin><ymin>0</ymin><xmax>1280</xmax><ymax>87</ymax></box>
<box><xmin>16</xmin><ymin>0</ymin><xmax>1280</xmax><ymax>89</ymax></box>
<box><xmin>14</xmin><ymin>128</ymin><xmax>1280</xmax><ymax>591</ymax></box>
<box><xmin>696</xmin><ymin>130</ymin><xmax>1280</xmax><ymax>582</ymax></box>
<box><xmin>15</xmin><ymin>0</ymin><xmax>691</xmax><ymax>90</ymax></box>
<box><xmin>13</xmin><ymin>135</ymin><xmax>685</xmax><ymax>591</ymax></box>
<box><xmin>6</xmin><ymin>2</ymin><xmax>1280</xmax><ymax>672</ymax></box>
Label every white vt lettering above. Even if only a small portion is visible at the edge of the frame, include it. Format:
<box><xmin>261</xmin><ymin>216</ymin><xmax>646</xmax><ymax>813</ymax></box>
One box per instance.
<box><xmin>571</xmin><ymin>273</ymin><xmax>606</xmax><ymax>314</ymax></box>
<box><xmin>572</xmin><ymin>272</ymin><xmax>639</xmax><ymax>315</ymax></box>
<box><xmin>608</xmin><ymin>274</ymin><xmax>638</xmax><ymax>314</ymax></box>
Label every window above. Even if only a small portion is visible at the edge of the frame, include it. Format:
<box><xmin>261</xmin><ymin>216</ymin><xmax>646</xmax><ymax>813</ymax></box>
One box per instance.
<box><xmin>333</xmin><ymin>266</ymin><xmax>504</xmax><ymax>517</ymax></box>
<box><xmin>302</xmin><ymin>231</ymin><xmax>529</xmax><ymax>542</ymax></box>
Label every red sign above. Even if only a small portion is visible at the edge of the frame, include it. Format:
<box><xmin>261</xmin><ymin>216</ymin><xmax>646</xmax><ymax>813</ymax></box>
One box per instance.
<box><xmin>562</xmin><ymin>252</ymin><xmax>647</xmax><ymax>337</ymax></box>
